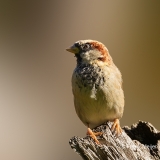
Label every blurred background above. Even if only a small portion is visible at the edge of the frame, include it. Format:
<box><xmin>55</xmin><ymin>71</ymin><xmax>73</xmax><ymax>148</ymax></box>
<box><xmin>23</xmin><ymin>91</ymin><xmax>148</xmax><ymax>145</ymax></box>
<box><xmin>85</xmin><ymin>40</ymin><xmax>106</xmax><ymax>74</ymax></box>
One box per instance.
<box><xmin>0</xmin><ymin>0</ymin><xmax>159</xmax><ymax>160</ymax></box>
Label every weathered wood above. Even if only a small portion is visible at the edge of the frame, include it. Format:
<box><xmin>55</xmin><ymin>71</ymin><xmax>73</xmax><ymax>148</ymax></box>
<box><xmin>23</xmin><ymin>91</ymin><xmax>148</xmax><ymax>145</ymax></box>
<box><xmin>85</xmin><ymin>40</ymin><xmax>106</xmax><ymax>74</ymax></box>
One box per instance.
<box><xmin>69</xmin><ymin>121</ymin><xmax>160</xmax><ymax>160</ymax></box>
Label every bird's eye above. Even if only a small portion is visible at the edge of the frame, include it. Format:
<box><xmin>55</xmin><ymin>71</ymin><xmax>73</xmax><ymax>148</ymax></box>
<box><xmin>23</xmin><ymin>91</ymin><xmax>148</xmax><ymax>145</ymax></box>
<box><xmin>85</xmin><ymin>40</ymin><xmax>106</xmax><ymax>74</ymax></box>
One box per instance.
<box><xmin>83</xmin><ymin>43</ymin><xmax>90</xmax><ymax>50</ymax></box>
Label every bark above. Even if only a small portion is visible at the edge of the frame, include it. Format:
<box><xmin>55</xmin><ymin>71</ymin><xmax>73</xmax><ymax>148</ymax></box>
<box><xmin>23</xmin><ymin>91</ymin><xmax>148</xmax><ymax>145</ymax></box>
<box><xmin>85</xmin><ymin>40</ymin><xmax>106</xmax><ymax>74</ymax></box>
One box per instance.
<box><xmin>69</xmin><ymin>121</ymin><xmax>160</xmax><ymax>160</ymax></box>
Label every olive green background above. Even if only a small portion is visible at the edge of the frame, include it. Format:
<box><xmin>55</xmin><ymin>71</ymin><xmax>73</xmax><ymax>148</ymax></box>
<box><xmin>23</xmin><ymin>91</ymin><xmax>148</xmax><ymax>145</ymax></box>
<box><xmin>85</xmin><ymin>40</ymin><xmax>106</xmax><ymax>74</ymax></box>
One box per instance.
<box><xmin>0</xmin><ymin>1</ymin><xmax>159</xmax><ymax>160</ymax></box>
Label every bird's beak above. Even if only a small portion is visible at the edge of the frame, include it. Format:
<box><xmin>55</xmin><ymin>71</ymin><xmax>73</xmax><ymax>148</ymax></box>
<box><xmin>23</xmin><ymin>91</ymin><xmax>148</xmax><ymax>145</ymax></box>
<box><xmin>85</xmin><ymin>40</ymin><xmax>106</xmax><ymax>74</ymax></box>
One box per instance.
<box><xmin>66</xmin><ymin>46</ymin><xmax>79</xmax><ymax>54</ymax></box>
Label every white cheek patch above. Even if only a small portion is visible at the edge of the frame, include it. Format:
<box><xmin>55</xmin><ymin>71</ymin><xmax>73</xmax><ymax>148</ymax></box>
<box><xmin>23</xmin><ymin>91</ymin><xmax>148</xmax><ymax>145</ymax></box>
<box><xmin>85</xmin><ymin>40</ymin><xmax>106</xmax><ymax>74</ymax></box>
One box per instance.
<box><xmin>80</xmin><ymin>50</ymin><xmax>103</xmax><ymax>62</ymax></box>
<box><xmin>90</xmin><ymin>50</ymin><xmax>103</xmax><ymax>59</ymax></box>
<box><xmin>80</xmin><ymin>51</ymin><xmax>90</xmax><ymax>61</ymax></box>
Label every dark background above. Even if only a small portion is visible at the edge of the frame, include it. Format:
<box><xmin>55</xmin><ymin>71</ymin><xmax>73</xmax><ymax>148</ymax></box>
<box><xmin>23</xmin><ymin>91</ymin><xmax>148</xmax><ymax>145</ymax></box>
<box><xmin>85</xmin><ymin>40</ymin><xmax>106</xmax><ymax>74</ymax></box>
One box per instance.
<box><xmin>0</xmin><ymin>1</ymin><xmax>159</xmax><ymax>160</ymax></box>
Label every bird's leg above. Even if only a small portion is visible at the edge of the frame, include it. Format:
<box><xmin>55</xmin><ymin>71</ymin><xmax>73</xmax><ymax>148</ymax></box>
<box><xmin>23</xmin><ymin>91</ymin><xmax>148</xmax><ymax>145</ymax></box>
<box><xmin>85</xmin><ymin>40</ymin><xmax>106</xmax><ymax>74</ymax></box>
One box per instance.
<box><xmin>111</xmin><ymin>119</ymin><xmax>122</xmax><ymax>135</ymax></box>
<box><xmin>86</xmin><ymin>128</ymin><xmax>102</xmax><ymax>144</ymax></box>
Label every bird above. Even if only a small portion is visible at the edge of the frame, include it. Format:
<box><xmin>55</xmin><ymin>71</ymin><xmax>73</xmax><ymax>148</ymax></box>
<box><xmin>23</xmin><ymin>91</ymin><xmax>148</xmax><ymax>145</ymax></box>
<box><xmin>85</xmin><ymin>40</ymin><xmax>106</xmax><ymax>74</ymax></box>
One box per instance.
<box><xmin>66</xmin><ymin>40</ymin><xmax>124</xmax><ymax>144</ymax></box>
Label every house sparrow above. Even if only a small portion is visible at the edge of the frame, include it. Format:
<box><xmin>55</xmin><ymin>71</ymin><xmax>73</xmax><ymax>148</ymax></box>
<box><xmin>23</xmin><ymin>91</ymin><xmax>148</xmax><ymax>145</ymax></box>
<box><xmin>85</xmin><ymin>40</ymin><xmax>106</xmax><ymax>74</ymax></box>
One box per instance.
<box><xmin>66</xmin><ymin>40</ymin><xmax>124</xmax><ymax>144</ymax></box>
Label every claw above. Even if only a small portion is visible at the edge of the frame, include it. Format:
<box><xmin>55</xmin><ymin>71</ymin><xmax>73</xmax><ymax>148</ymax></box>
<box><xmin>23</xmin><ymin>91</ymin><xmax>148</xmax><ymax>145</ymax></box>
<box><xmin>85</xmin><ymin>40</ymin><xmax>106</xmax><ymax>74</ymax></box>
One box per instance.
<box><xmin>111</xmin><ymin>119</ymin><xmax>122</xmax><ymax>135</ymax></box>
<box><xmin>87</xmin><ymin>128</ymin><xmax>102</xmax><ymax>144</ymax></box>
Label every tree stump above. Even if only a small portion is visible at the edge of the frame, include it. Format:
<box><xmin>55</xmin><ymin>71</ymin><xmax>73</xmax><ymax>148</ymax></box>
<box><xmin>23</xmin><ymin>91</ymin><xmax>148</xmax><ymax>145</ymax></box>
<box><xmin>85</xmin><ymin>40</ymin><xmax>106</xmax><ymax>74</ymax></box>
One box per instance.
<box><xmin>69</xmin><ymin>121</ymin><xmax>160</xmax><ymax>160</ymax></box>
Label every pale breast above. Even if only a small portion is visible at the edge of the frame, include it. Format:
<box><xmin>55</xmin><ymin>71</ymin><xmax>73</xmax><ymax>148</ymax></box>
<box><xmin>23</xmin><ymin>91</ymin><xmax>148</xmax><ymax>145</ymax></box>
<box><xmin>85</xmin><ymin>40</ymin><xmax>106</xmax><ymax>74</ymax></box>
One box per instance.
<box><xmin>72</xmin><ymin>63</ymin><xmax>124</xmax><ymax>129</ymax></box>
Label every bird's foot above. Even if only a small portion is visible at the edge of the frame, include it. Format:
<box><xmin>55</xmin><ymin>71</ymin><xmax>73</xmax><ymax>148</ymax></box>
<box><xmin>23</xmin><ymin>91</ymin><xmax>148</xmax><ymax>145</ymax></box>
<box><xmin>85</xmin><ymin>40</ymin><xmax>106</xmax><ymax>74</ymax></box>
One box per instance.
<box><xmin>111</xmin><ymin>119</ymin><xmax>122</xmax><ymax>135</ymax></box>
<box><xmin>87</xmin><ymin>128</ymin><xmax>102</xmax><ymax>144</ymax></box>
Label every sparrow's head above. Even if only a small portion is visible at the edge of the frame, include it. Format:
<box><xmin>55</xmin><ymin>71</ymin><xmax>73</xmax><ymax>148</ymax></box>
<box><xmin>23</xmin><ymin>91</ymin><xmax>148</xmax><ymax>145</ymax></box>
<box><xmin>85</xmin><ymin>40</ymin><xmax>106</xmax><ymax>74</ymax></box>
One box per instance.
<box><xmin>66</xmin><ymin>40</ymin><xmax>113</xmax><ymax>65</ymax></box>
